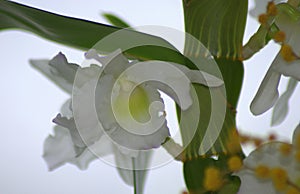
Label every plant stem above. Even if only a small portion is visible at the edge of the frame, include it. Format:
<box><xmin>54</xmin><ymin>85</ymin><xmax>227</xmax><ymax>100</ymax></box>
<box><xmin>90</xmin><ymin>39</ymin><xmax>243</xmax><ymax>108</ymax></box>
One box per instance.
<box><xmin>132</xmin><ymin>158</ymin><xmax>137</xmax><ymax>194</ymax></box>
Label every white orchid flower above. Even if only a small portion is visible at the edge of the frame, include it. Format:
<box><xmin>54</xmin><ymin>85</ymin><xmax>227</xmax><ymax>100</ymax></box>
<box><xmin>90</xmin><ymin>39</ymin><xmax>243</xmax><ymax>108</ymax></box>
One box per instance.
<box><xmin>31</xmin><ymin>49</ymin><xmax>223</xmax><ymax>193</ymax></box>
<box><xmin>250</xmin><ymin>2</ymin><xmax>300</xmax><ymax>122</ymax></box>
<box><xmin>236</xmin><ymin>124</ymin><xmax>300</xmax><ymax>194</ymax></box>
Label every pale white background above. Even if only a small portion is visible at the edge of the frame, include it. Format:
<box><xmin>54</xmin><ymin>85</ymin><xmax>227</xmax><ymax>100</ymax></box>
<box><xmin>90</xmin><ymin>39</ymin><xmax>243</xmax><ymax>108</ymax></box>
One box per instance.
<box><xmin>0</xmin><ymin>0</ymin><xmax>299</xmax><ymax>193</ymax></box>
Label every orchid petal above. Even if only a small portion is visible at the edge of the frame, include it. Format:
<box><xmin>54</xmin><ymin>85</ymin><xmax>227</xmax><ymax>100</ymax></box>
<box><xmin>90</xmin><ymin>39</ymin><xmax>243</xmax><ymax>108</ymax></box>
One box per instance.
<box><xmin>43</xmin><ymin>126</ymin><xmax>77</xmax><ymax>171</ymax></box>
<box><xmin>127</xmin><ymin>61</ymin><xmax>222</xmax><ymax>111</ymax></box>
<box><xmin>237</xmin><ymin>169</ymin><xmax>277</xmax><ymax>194</ymax></box>
<box><xmin>30</xmin><ymin>53</ymin><xmax>79</xmax><ymax>94</ymax></box>
<box><xmin>270</xmin><ymin>7</ymin><xmax>300</xmax><ymax>80</ymax></box>
<box><xmin>237</xmin><ymin>124</ymin><xmax>300</xmax><ymax>194</ymax></box>
<box><xmin>71</xmin><ymin>135</ymin><xmax>114</xmax><ymax>170</ymax></box>
<box><xmin>170</xmin><ymin>63</ymin><xmax>224</xmax><ymax>87</ymax></box>
<box><xmin>250</xmin><ymin>68</ymin><xmax>281</xmax><ymax>115</ymax></box>
<box><xmin>52</xmin><ymin>114</ymin><xmax>86</xmax><ymax>148</ymax></box>
<box><xmin>72</xmin><ymin>67</ymin><xmax>104</xmax><ymax>146</ymax></box>
<box><xmin>237</xmin><ymin>143</ymin><xmax>298</xmax><ymax>194</ymax></box>
<box><xmin>271</xmin><ymin>78</ymin><xmax>298</xmax><ymax>126</ymax></box>
<box><xmin>96</xmin><ymin>73</ymin><xmax>170</xmax><ymax>150</ymax></box>
<box><xmin>85</xmin><ymin>49</ymin><xmax>131</xmax><ymax>77</ymax></box>
<box><xmin>60</xmin><ymin>99</ymin><xmax>73</xmax><ymax>119</ymax></box>
<box><xmin>271</xmin><ymin>54</ymin><xmax>300</xmax><ymax>80</ymax></box>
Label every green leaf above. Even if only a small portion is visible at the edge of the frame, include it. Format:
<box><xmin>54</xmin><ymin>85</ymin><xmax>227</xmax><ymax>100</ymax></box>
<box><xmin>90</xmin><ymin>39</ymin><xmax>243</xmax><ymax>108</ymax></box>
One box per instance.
<box><xmin>102</xmin><ymin>13</ymin><xmax>130</xmax><ymax>28</ymax></box>
<box><xmin>0</xmin><ymin>0</ymin><xmax>190</xmax><ymax>65</ymax></box>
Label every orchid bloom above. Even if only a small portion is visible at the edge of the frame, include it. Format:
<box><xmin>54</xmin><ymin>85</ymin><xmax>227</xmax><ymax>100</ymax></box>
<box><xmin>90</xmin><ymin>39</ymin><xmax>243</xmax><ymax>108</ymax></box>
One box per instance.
<box><xmin>248</xmin><ymin>1</ymin><xmax>299</xmax><ymax>125</ymax></box>
<box><xmin>30</xmin><ymin>49</ymin><xmax>223</xmax><ymax>192</ymax></box>
<box><xmin>236</xmin><ymin>124</ymin><xmax>300</xmax><ymax>194</ymax></box>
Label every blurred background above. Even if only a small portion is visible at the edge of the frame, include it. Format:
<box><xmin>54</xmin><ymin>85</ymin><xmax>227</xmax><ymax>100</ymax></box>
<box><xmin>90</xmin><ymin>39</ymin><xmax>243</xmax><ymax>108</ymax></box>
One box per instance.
<box><xmin>0</xmin><ymin>0</ymin><xmax>299</xmax><ymax>193</ymax></box>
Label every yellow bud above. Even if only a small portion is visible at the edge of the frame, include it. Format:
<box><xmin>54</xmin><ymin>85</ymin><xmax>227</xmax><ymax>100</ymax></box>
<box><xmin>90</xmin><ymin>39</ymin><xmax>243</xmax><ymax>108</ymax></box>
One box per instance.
<box><xmin>203</xmin><ymin>167</ymin><xmax>223</xmax><ymax>191</ymax></box>
<box><xmin>271</xmin><ymin>168</ymin><xmax>288</xmax><ymax>191</ymax></box>
<box><xmin>259</xmin><ymin>14</ymin><xmax>269</xmax><ymax>24</ymax></box>
<box><xmin>255</xmin><ymin>165</ymin><xmax>270</xmax><ymax>179</ymax></box>
<box><xmin>279</xmin><ymin>143</ymin><xmax>293</xmax><ymax>156</ymax></box>
<box><xmin>228</xmin><ymin>156</ymin><xmax>243</xmax><ymax>172</ymax></box>
<box><xmin>273</xmin><ymin>31</ymin><xmax>286</xmax><ymax>43</ymax></box>
<box><xmin>267</xmin><ymin>2</ymin><xmax>278</xmax><ymax>16</ymax></box>
<box><xmin>280</xmin><ymin>44</ymin><xmax>297</xmax><ymax>62</ymax></box>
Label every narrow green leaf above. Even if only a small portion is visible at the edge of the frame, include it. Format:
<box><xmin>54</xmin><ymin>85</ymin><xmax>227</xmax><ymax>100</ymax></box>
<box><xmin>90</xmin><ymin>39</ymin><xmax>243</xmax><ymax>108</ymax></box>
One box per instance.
<box><xmin>102</xmin><ymin>13</ymin><xmax>130</xmax><ymax>28</ymax></box>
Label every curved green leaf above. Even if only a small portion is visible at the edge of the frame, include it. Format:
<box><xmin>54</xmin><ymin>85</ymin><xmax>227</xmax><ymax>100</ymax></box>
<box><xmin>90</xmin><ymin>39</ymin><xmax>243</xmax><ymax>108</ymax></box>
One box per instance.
<box><xmin>0</xmin><ymin>0</ymin><xmax>191</xmax><ymax>65</ymax></box>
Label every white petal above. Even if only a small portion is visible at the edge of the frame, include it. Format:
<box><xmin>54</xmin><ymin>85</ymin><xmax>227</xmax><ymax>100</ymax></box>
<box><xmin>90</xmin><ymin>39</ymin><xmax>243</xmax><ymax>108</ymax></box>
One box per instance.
<box><xmin>52</xmin><ymin>114</ymin><xmax>85</xmax><ymax>148</ymax></box>
<box><xmin>30</xmin><ymin>52</ymin><xmax>79</xmax><ymax>94</ymax></box>
<box><xmin>250</xmin><ymin>68</ymin><xmax>281</xmax><ymax>115</ymax></box>
<box><xmin>85</xmin><ymin>49</ymin><xmax>130</xmax><ymax>77</ymax></box>
<box><xmin>125</xmin><ymin>61</ymin><xmax>222</xmax><ymax>110</ymax></box>
<box><xmin>271</xmin><ymin>53</ymin><xmax>300</xmax><ymax>80</ymax></box>
<box><xmin>43</xmin><ymin>126</ymin><xmax>77</xmax><ymax>171</ymax></box>
<box><xmin>71</xmin><ymin>135</ymin><xmax>114</xmax><ymax>170</ymax></box>
<box><xmin>171</xmin><ymin>63</ymin><xmax>224</xmax><ymax>87</ymax></box>
<box><xmin>95</xmin><ymin>73</ymin><xmax>170</xmax><ymax>150</ymax></box>
<box><xmin>114</xmin><ymin>149</ymin><xmax>152</xmax><ymax>194</ymax></box>
<box><xmin>95</xmin><ymin>74</ymin><xmax>118</xmax><ymax>130</ymax></box>
<box><xmin>108</xmin><ymin>123</ymin><xmax>170</xmax><ymax>150</ymax></box>
<box><xmin>271</xmin><ymin>8</ymin><xmax>300</xmax><ymax>80</ymax></box>
<box><xmin>276</xmin><ymin>9</ymin><xmax>300</xmax><ymax>54</ymax></box>
<box><xmin>236</xmin><ymin>141</ymin><xmax>300</xmax><ymax>193</ymax></box>
<box><xmin>60</xmin><ymin>99</ymin><xmax>73</xmax><ymax>119</ymax></box>
<box><xmin>72</xmin><ymin>67</ymin><xmax>104</xmax><ymax>146</ymax></box>
<box><xmin>271</xmin><ymin>78</ymin><xmax>298</xmax><ymax>126</ymax></box>
<box><xmin>237</xmin><ymin>169</ymin><xmax>277</xmax><ymax>194</ymax></box>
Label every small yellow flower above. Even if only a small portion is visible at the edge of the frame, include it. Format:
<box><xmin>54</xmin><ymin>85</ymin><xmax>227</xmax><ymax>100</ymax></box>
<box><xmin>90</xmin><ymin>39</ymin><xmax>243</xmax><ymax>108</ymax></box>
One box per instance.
<box><xmin>273</xmin><ymin>31</ymin><xmax>286</xmax><ymax>43</ymax></box>
<box><xmin>267</xmin><ymin>1</ymin><xmax>278</xmax><ymax>16</ymax></box>
<box><xmin>280</xmin><ymin>44</ymin><xmax>297</xmax><ymax>62</ymax></box>
<box><xmin>271</xmin><ymin>167</ymin><xmax>288</xmax><ymax>191</ymax></box>
<box><xmin>259</xmin><ymin>14</ymin><xmax>269</xmax><ymax>24</ymax></box>
<box><xmin>227</xmin><ymin>156</ymin><xmax>243</xmax><ymax>172</ymax></box>
<box><xmin>255</xmin><ymin>165</ymin><xmax>270</xmax><ymax>179</ymax></box>
<box><xmin>279</xmin><ymin>143</ymin><xmax>293</xmax><ymax>156</ymax></box>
